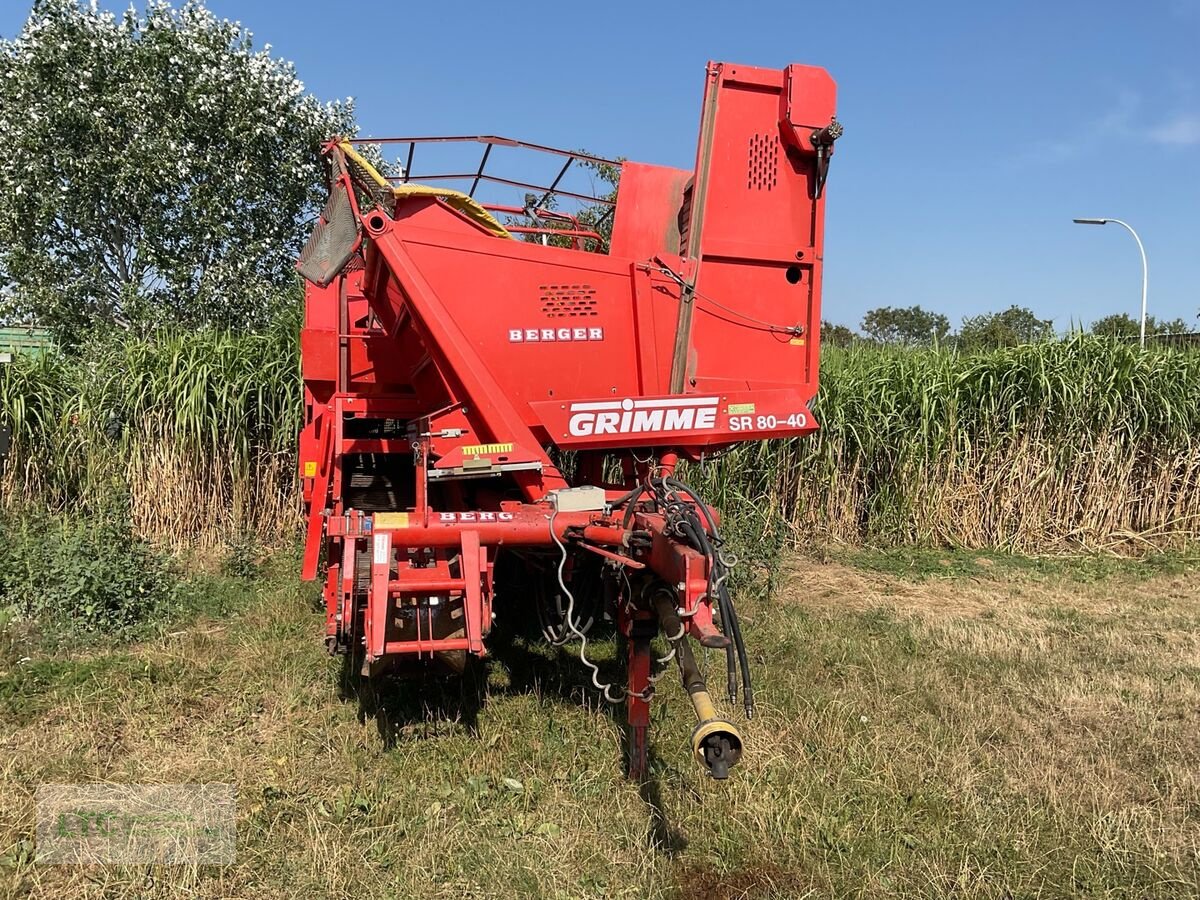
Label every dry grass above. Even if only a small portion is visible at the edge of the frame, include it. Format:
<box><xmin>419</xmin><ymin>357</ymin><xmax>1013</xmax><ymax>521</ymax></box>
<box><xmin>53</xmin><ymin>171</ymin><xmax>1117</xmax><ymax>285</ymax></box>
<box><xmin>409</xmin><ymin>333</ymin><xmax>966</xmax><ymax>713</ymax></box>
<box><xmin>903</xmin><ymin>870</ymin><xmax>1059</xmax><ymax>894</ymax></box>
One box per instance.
<box><xmin>698</xmin><ymin>340</ymin><xmax>1200</xmax><ymax>553</ymax></box>
<box><xmin>2</xmin><ymin>552</ymin><xmax>1199</xmax><ymax>897</ymax></box>
<box><xmin>6</xmin><ymin>336</ymin><xmax>1200</xmax><ymax>555</ymax></box>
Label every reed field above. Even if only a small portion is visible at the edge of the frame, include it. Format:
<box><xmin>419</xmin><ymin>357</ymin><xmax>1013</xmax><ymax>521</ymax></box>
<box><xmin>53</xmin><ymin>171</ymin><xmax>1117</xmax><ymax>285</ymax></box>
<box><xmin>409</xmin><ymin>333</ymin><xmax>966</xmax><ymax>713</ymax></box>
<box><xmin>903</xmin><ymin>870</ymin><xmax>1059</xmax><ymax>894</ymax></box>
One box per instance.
<box><xmin>0</xmin><ymin>321</ymin><xmax>302</xmax><ymax>552</ymax></box>
<box><xmin>3</xmin><ymin>330</ymin><xmax>1199</xmax><ymax>897</ymax></box>
<box><xmin>3</xmin><ymin>331</ymin><xmax>1199</xmax><ymax>554</ymax></box>
<box><xmin>700</xmin><ymin>338</ymin><xmax>1200</xmax><ymax>553</ymax></box>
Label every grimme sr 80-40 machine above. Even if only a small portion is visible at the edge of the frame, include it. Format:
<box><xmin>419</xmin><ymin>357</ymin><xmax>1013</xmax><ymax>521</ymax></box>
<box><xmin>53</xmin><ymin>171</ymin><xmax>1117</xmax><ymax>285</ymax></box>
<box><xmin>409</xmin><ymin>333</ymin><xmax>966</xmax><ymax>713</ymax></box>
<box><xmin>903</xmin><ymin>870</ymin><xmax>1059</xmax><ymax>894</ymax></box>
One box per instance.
<box><xmin>297</xmin><ymin>61</ymin><xmax>840</xmax><ymax>780</ymax></box>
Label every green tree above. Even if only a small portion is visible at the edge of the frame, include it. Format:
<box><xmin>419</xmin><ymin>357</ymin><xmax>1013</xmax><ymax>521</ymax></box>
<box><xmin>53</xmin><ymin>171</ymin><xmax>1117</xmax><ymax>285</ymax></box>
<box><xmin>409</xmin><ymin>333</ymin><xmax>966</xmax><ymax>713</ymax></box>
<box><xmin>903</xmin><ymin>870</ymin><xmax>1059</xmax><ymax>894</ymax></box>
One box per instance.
<box><xmin>0</xmin><ymin>0</ymin><xmax>354</xmax><ymax>341</ymax></box>
<box><xmin>1153</xmin><ymin>317</ymin><xmax>1192</xmax><ymax>336</ymax></box>
<box><xmin>861</xmin><ymin>305</ymin><xmax>950</xmax><ymax>345</ymax></box>
<box><xmin>511</xmin><ymin>154</ymin><xmax>621</xmax><ymax>253</ymax></box>
<box><xmin>957</xmin><ymin>305</ymin><xmax>1054</xmax><ymax>350</ymax></box>
<box><xmin>1091</xmin><ymin>313</ymin><xmax>1193</xmax><ymax>339</ymax></box>
<box><xmin>1091</xmin><ymin>313</ymin><xmax>1140</xmax><ymax>339</ymax></box>
<box><xmin>821</xmin><ymin>321</ymin><xmax>857</xmax><ymax>347</ymax></box>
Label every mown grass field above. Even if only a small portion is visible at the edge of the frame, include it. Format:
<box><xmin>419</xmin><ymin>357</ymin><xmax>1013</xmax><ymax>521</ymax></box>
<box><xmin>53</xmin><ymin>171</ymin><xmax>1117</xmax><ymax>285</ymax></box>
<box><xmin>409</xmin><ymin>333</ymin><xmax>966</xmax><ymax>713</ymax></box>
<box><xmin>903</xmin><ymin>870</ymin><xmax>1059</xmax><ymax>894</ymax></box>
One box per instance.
<box><xmin>2</xmin><ymin>550</ymin><xmax>1198</xmax><ymax>899</ymax></box>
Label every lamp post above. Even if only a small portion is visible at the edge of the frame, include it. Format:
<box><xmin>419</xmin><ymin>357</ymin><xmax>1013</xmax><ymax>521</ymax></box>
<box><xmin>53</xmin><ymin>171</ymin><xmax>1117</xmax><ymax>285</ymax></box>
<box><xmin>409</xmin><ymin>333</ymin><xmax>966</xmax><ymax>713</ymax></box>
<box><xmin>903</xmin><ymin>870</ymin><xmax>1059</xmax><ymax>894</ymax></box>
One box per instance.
<box><xmin>1073</xmin><ymin>217</ymin><xmax>1148</xmax><ymax>348</ymax></box>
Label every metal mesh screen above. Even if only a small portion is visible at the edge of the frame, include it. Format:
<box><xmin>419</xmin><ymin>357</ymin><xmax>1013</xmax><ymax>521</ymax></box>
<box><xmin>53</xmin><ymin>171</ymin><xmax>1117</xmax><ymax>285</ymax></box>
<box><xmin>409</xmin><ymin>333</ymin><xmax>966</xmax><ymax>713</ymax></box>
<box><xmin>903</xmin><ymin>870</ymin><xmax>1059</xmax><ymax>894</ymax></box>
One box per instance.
<box><xmin>297</xmin><ymin>157</ymin><xmax>359</xmax><ymax>287</ymax></box>
<box><xmin>343</xmin><ymin>153</ymin><xmax>396</xmax><ymax>215</ymax></box>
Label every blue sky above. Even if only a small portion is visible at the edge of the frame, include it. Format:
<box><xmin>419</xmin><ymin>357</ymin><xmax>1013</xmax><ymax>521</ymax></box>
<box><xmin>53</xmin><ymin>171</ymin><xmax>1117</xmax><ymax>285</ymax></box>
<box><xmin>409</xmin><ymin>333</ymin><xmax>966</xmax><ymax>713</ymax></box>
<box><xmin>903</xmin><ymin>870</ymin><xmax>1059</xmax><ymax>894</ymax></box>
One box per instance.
<box><xmin>3</xmin><ymin>0</ymin><xmax>1198</xmax><ymax>331</ymax></box>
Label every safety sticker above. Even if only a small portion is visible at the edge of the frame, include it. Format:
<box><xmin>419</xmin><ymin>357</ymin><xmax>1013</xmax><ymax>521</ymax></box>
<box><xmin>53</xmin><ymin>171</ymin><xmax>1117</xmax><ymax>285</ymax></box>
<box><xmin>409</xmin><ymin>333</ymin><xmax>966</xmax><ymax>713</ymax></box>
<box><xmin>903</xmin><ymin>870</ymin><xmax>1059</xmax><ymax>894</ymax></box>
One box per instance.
<box><xmin>373</xmin><ymin>512</ymin><xmax>410</xmax><ymax>529</ymax></box>
<box><xmin>462</xmin><ymin>442</ymin><xmax>513</xmax><ymax>456</ymax></box>
<box><xmin>372</xmin><ymin>533</ymin><xmax>390</xmax><ymax>565</ymax></box>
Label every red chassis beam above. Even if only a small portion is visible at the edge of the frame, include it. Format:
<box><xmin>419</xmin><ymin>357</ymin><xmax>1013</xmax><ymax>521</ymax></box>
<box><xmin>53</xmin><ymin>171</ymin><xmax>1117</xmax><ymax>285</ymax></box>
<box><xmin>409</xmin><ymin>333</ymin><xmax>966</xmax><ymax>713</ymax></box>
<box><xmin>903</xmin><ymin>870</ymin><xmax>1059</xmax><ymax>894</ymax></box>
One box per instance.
<box><xmin>323</xmin><ymin>501</ymin><xmax>726</xmax><ymax>656</ymax></box>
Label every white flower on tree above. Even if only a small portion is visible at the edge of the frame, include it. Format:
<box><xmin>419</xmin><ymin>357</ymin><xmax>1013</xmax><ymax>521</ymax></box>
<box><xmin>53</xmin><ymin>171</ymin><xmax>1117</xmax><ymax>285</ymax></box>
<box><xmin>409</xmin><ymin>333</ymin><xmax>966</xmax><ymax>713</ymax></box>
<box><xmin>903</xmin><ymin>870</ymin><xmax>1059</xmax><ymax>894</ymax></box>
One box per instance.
<box><xmin>0</xmin><ymin>0</ymin><xmax>356</xmax><ymax>341</ymax></box>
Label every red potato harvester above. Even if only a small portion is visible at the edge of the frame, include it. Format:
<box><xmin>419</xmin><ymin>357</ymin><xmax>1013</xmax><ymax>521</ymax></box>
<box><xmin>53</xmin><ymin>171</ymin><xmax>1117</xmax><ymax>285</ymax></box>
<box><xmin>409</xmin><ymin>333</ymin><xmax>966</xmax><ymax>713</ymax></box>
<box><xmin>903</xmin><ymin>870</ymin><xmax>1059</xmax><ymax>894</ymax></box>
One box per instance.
<box><xmin>297</xmin><ymin>61</ymin><xmax>841</xmax><ymax>780</ymax></box>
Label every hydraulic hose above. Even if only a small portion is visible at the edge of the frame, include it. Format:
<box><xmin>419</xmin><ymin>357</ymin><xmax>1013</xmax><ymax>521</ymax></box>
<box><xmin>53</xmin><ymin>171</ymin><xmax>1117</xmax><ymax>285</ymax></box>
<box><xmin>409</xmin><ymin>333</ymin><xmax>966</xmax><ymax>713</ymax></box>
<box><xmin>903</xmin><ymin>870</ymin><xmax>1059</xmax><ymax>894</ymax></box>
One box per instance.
<box><xmin>719</xmin><ymin>581</ymin><xmax>754</xmax><ymax>718</ymax></box>
<box><xmin>673</xmin><ymin>500</ymin><xmax>754</xmax><ymax>718</ymax></box>
<box><xmin>676</xmin><ymin>515</ymin><xmax>740</xmax><ymax>704</ymax></box>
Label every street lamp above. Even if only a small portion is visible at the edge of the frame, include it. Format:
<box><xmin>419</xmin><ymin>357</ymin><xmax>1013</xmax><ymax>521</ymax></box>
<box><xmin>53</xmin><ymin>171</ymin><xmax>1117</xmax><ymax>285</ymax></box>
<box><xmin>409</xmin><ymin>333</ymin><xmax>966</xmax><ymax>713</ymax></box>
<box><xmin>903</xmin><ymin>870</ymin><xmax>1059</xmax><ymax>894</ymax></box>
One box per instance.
<box><xmin>1073</xmin><ymin>218</ymin><xmax>1149</xmax><ymax>348</ymax></box>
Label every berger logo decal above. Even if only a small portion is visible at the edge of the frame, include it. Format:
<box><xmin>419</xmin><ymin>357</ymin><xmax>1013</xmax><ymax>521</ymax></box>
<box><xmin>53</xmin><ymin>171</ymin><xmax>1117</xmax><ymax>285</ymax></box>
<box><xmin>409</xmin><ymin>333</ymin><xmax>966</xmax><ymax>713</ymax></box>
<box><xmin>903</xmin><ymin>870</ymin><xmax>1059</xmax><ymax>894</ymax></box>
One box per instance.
<box><xmin>567</xmin><ymin>397</ymin><xmax>720</xmax><ymax>437</ymax></box>
<box><xmin>509</xmin><ymin>327</ymin><xmax>604</xmax><ymax>342</ymax></box>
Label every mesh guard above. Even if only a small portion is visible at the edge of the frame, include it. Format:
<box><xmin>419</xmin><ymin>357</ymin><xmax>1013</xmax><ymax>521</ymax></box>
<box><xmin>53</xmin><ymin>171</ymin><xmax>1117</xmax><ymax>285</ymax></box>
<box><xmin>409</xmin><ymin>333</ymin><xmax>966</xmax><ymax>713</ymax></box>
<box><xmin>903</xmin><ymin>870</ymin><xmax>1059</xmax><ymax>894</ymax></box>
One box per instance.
<box><xmin>297</xmin><ymin>156</ymin><xmax>359</xmax><ymax>287</ymax></box>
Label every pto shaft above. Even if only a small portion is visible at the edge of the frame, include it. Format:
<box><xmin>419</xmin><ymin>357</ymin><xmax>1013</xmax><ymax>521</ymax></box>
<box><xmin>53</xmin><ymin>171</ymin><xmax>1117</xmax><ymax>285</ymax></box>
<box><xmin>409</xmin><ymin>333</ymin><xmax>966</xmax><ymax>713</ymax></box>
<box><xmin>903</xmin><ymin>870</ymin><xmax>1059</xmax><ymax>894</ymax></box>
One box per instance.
<box><xmin>652</xmin><ymin>591</ymin><xmax>743</xmax><ymax>779</ymax></box>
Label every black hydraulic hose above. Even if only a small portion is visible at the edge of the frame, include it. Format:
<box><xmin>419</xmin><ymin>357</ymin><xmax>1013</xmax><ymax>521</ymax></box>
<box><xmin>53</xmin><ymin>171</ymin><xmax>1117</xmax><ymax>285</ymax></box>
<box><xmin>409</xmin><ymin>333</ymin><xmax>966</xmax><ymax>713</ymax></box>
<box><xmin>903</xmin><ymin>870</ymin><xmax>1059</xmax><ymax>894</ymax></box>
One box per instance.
<box><xmin>621</xmin><ymin>479</ymin><xmax>668</xmax><ymax>531</ymax></box>
<box><xmin>610</xmin><ymin>483</ymin><xmax>643</xmax><ymax>510</ymax></box>
<box><xmin>666</xmin><ymin>477</ymin><xmax>755</xmax><ymax>718</ymax></box>
<box><xmin>664</xmin><ymin>478</ymin><xmax>721</xmax><ymax>536</ymax></box>
<box><xmin>721</xmin><ymin>612</ymin><xmax>739</xmax><ymax>703</ymax></box>
<box><xmin>720</xmin><ymin>582</ymin><xmax>754</xmax><ymax>718</ymax></box>
<box><xmin>676</xmin><ymin>509</ymin><xmax>745</xmax><ymax>707</ymax></box>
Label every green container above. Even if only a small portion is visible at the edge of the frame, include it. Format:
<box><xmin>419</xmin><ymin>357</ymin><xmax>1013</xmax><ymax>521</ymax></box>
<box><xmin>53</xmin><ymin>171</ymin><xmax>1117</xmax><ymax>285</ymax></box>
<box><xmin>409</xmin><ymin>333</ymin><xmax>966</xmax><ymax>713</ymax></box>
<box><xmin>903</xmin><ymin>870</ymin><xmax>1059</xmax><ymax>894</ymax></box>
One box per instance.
<box><xmin>0</xmin><ymin>326</ymin><xmax>53</xmax><ymax>359</ymax></box>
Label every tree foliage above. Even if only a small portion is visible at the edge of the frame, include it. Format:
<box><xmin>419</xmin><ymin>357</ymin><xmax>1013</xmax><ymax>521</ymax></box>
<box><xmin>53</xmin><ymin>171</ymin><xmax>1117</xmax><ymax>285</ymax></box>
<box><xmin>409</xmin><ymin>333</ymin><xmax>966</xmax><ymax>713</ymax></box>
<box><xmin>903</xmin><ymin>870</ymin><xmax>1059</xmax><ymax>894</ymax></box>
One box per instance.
<box><xmin>0</xmin><ymin>0</ymin><xmax>354</xmax><ymax>341</ymax></box>
<box><xmin>861</xmin><ymin>305</ymin><xmax>950</xmax><ymax>346</ymax></box>
<box><xmin>821</xmin><ymin>321</ymin><xmax>858</xmax><ymax>347</ymax></box>
<box><xmin>957</xmin><ymin>305</ymin><xmax>1055</xmax><ymax>350</ymax></box>
<box><xmin>1090</xmin><ymin>312</ymin><xmax>1192</xmax><ymax>340</ymax></box>
<box><xmin>511</xmin><ymin>154</ymin><xmax>621</xmax><ymax>253</ymax></box>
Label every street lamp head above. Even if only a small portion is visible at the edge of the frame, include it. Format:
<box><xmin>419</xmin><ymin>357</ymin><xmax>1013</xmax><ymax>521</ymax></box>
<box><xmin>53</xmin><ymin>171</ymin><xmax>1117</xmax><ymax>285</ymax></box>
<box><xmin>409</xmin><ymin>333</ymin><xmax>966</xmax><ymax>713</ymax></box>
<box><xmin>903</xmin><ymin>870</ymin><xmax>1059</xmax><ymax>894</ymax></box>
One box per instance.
<box><xmin>1071</xmin><ymin>216</ymin><xmax>1147</xmax><ymax>348</ymax></box>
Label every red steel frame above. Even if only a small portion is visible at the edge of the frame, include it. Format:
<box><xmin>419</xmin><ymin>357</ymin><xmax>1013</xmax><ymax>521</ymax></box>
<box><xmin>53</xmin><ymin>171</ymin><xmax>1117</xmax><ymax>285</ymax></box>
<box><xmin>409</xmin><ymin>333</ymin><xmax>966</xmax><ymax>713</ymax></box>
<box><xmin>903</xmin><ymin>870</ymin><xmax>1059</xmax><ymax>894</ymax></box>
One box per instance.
<box><xmin>298</xmin><ymin>61</ymin><xmax>839</xmax><ymax>778</ymax></box>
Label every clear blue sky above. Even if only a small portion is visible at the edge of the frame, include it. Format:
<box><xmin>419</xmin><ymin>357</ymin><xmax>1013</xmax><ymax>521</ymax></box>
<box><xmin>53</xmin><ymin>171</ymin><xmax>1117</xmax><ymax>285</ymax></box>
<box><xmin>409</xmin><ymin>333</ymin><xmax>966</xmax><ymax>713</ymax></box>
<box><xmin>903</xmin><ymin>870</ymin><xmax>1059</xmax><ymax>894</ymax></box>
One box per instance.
<box><xmin>4</xmin><ymin>0</ymin><xmax>1198</xmax><ymax>331</ymax></box>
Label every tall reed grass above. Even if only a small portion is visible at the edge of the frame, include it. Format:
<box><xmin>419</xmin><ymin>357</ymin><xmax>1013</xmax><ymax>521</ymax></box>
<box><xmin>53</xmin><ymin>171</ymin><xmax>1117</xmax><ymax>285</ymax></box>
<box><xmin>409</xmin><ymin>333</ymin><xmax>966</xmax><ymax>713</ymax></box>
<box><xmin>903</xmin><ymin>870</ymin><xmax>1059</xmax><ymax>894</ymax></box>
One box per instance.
<box><xmin>697</xmin><ymin>339</ymin><xmax>1200</xmax><ymax>552</ymax></box>
<box><xmin>2</xmin><ymin>331</ymin><xmax>1197</xmax><ymax>553</ymax></box>
<box><xmin>0</xmin><ymin>320</ymin><xmax>301</xmax><ymax>552</ymax></box>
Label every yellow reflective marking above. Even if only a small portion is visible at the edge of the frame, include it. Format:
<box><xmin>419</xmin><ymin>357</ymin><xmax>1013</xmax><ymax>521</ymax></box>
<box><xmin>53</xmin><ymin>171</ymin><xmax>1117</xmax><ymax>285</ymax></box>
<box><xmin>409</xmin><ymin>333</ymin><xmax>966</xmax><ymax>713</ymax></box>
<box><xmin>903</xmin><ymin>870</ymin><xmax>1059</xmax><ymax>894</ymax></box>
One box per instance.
<box><xmin>374</xmin><ymin>512</ymin><xmax>410</xmax><ymax>529</ymax></box>
<box><xmin>462</xmin><ymin>442</ymin><xmax>514</xmax><ymax>457</ymax></box>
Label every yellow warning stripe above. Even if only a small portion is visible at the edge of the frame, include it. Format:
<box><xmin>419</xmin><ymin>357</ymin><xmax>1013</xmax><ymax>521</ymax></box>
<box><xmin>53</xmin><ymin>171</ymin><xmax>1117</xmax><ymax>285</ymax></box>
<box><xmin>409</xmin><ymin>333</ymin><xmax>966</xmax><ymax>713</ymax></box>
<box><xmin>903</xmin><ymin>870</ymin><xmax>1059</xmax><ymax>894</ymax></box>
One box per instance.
<box><xmin>462</xmin><ymin>442</ymin><xmax>514</xmax><ymax>457</ymax></box>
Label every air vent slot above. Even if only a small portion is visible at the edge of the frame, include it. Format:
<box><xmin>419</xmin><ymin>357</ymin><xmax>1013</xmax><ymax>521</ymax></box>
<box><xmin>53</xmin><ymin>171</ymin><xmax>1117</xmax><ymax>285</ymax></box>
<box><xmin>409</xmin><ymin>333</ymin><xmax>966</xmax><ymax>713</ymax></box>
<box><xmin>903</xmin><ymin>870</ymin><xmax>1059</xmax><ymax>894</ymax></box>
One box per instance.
<box><xmin>540</xmin><ymin>285</ymin><xmax>598</xmax><ymax>318</ymax></box>
<box><xmin>748</xmin><ymin>132</ymin><xmax>778</xmax><ymax>190</ymax></box>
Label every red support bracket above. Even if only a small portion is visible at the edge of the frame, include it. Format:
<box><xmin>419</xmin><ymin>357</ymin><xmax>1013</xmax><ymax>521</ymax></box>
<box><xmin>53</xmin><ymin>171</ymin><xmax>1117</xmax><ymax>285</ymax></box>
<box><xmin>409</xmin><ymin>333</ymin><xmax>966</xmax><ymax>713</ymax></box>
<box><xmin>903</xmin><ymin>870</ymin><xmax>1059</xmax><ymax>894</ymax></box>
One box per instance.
<box><xmin>366</xmin><ymin>531</ymin><xmax>392</xmax><ymax>661</ymax></box>
<box><xmin>460</xmin><ymin>530</ymin><xmax>487</xmax><ymax>656</ymax></box>
<box><xmin>301</xmin><ymin>409</ymin><xmax>334</xmax><ymax>581</ymax></box>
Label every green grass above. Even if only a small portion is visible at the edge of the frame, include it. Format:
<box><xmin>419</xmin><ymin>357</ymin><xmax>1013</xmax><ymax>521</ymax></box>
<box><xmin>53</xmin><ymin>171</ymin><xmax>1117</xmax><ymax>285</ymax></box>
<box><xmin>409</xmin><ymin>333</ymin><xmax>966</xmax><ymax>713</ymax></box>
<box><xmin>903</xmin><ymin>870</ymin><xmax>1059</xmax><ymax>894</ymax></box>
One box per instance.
<box><xmin>0</xmin><ymin>654</ymin><xmax>172</xmax><ymax>727</ymax></box>
<box><xmin>2</xmin><ymin>553</ymin><xmax>1198</xmax><ymax>898</ymax></box>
